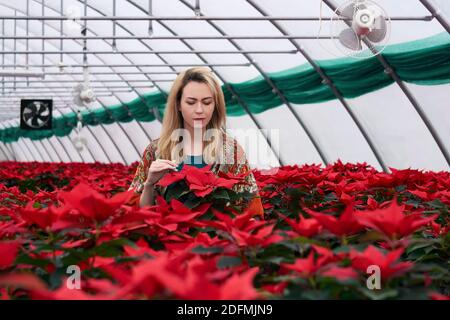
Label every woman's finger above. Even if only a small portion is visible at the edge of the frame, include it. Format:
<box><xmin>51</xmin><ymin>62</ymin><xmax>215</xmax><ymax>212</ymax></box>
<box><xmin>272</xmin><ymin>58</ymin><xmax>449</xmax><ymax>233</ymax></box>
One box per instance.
<box><xmin>157</xmin><ymin>159</ymin><xmax>177</xmax><ymax>167</ymax></box>
<box><xmin>151</xmin><ymin>162</ymin><xmax>177</xmax><ymax>172</ymax></box>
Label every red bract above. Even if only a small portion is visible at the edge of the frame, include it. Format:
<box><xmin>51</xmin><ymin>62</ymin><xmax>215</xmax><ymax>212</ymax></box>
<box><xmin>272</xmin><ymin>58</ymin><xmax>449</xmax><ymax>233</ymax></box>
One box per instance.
<box><xmin>209</xmin><ymin>208</ymin><xmax>266</xmax><ymax>233</ymax></box>
<box><xmin>148</xmin><ymin>196</ymin><xmax>211</xmax><ymax>231</ymax></box>
<box><xmin>185</xmin><ymin>165</ymin><xmax>242</xmax><ymax>197</ymax></box>
<box><xmin>158</xmin><ymin>164</ymin><xmax>243</xmax><ymax>198</ymax></box>
<box><xmin>0</xmin><ymin>221</ymin><xmax>26</xmax><ymax>238</ymax></box>
<box><xmin>0</xmin><ymin>241</ymin><xmax>20</xmax><ymax>269</ymax></box>
<box><xmin>321</xmin><ymin>266</ymin><xmax>359</xmax><ymax>280</ymax></box>
<box><xmin>427</xmin><ymin>221</ymin><xmax>450</xmax><ymax>238</ymax></box>
<box><xmin>306</xmin><ymin>203</ymin><xmax>365</xmax><ymax>237</ymax></box>
<box><xmin>350</xmin><ymin>246</ymin><xmax>413</xmax><ymax>281</ymax></box>
<box><xmin>18</xmin><ymin>203</ymin><xmax>65</xmax><ymax>230</ymax></box>
<box><xmin>175</xmin><ymin>257</ymin><xmax>260</xmax><ymax>300</ymax></box>
<box><xmin>231</xmin><ymin>224</ymin><xmax>283</xmax><ymax>248</ymax></box>
<box><xmin>354</xmin><ymin>200</ymin><xmax>438</xmax><ymax>239</ymax></box>
<box><xmin>58</xmin><ymin>182</ymin><xmax>134</xmax><ymax>224</ymax></box>
<box><xmin>281</xmin><ymin>246</ymin><xmax>349</xmax><ymax>279</ymax></box>
<box><xmin>281</xmin><ymin>251</ymin><xmax>317</xmax><ymax>277</ymax></box>
<box><xmin>429</xmin><ymin>292</ymin><xmax>450</xmax><ymax>300</ymax></box>
<box><xmin>157</xmin><ymin>170</ymin><xmax>186</xmax><ymax>187</ymax></box>
<box><xmin>282</xmin><ymin>214</ymin><xmax>322</xmax><ymax>238</ymax></box>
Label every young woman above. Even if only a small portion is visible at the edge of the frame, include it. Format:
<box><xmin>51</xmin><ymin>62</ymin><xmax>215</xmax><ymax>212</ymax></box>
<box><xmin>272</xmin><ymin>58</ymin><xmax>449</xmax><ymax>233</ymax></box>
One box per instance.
<box><xmin>128</xmin><ymin>67</ymin><xmax>264</xmax><ymax>216</ymax></box>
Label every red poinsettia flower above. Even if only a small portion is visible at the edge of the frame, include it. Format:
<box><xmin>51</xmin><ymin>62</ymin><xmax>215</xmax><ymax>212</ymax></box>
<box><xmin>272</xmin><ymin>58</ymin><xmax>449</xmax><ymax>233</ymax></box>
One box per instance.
<box><xmin>145</xmin><ymin>197</ymin><xmax>211</xmax><ymax>233</ymax></box>
<box><xmin>18</xmin><ymin>203</ymin><xmax>65</xmax><ymax>230</ymax></box>
<box><xmin>0</xmin><ymin>241</ymin><xmax>20</xmax><ymax>269</ymax></box>
<box><xmin>426</xmin><ymin>220</ymin><xmax>450</xmax><ymax>238</ymax></box>
<box><xmin>58</xmin><ymin>182</ymin><xmax>134</xmax><ymax>224</ymax></box>
<box><xmin>305</xmin><ymin>202</ymin><xmax>365</xmax><ymax>237</ymax></box>
<box><xmin>231</xmin><ymin>224</ymin><xmax>283</xmax><ymax>248</ymax></box>
<box><xmin>282</xmin><ymin>245</ymin><xmax>351</xmax><ymax>279</ymax></box>
<box><xmin>185</xmin><ymin>165</ymin><xmax>242</xmax><ymax>197</ymax></box>
<box><xmin>354</xmin><ymin>200</ymin><xmax>438</xmax><ymax>239</ymax></box>
<box><xmin>157</xmin><ymin>170</ymin><xmax>187</xmax><ymax>187</ymax></box>
<box><xmin>281</xmin><ymin>213</ymin><xmax>322</xmax><ymax>238</ymax></box>
<box><xmin>175</xmin><ymin>256</ymin><xmax>260</xmax><ymax>300</ymax></box>
<box><xmin>281</xmin><ymin>251</ymin><xmax>318</xmax><ymax>277</ymax></box>
<box><xmin>262</xmin><ymin>281</ymin><xmax>288</xmax><ymax>295</ymax></box>
<box><xmin>0</xmin><ymin>221</ymin><xmax>26</xmax><ymax>238</ymax></box>
<box><xmin>350</xmin><ymin>246</ymin><xmax>413</xmax><ymax>281</ymax></box>
<box><xmin>429</xmin><ymin>292</ymin><xmax>450</xmax><ymax>300</ymax></box>
<box><xmin>320</xmin><ymin>266</ymin><xmax>359</xmax><ymax>280</ymax></box>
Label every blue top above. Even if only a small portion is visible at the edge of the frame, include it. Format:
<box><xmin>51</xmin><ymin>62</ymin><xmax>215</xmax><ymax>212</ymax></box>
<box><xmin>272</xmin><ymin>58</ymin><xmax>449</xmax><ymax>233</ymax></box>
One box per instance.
<box><xmin>177</xmin><ymin>154</ymin><xmax>207</xmax><ymax>171</ymax></box>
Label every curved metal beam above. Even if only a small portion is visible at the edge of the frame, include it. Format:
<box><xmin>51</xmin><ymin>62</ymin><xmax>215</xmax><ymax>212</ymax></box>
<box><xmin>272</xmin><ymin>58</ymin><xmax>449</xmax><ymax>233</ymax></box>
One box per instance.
<box><xmin>0</xmin><ymin>128</ymin><xmax>15</xmax><ymax>160</ymax></box>
<box><xmin>245</xmin><ymin>0</ymin><xmax>387</xmax><ymax>172</ymax></box>
<box><xmin>179</xmin><ymin>0</ymin><xmax>327</xmax><ymax>166</ymax></box>
<box><xmin>56</xmin><ymin>107</ymin><xmax>113</xmax><ymax>163</ymax></box>
<box><xmin>11</xmin><ymin>119</ymin><xmax>46</xmax><ymax>162</ymax></box>
<box><xmin>0</xmin><ymin>1</ymin><xmax>153</xmax><ymax>159</ymax></box>
<box><xmin>40</xmin><ymin>139</ymin><xmax>62</xmax><ymax>162</ymax></box>
<box><xmin>324</xmin><ymin>0</ymin><xmax>450</xmax><ymax>169</ymax></box>
<box><xmin>35</xmin><ymin>139</ymin><xmax>53</xmax><ymax>162</ymax></box>
<box><xmin>0</xmin><ymin>142</ymin><xmax>10</xmax><ymax>160</ymax></box>
<box><xmin>0</xmin><ymin>51</ymin><xmax>110</xmax><ymax>163</ymax></box>
<box><xmin>0</xmin><ymin>122</ymin><xmax>27</xmax><ymax>160</ymax></box>
<box><xmin>0</xmin><ymin>123</ymin><xmax>23</xmax><ymax>160</ymax></box>
<box><xmin>419</xmin><ymin>0</ymin><xmax>450</xmax><ymax>33</ymax></box>
<box><xmin>22</xmin><ymin>137</ymin><xmax>44</xmax><ymax>162</ymax></box>
<box><xmin>0</xmin><ymin>141</ymin><xmax>13</xmax><ymax>160</ymax></box>
<box><xmin>126</xmin><ymin>0</ymin><xmax>282</xmax><ymax>166</ymax></box>
<box><xmin>0</xmin><ymin>22</ymin><xmax>126</xmax><ymax>164</ymax></box>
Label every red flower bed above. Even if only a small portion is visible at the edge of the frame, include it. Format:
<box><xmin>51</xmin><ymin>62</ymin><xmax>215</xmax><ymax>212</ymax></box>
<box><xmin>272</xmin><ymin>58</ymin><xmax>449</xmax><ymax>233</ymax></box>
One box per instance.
<box><xmin>0</xmin><ymin>160</ymin><xmax>448</xmax><ymax>300</ymax></box>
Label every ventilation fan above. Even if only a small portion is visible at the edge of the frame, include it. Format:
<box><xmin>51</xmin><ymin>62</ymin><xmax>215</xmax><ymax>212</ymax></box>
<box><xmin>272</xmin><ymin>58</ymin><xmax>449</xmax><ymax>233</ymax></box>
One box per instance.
<box><xmin>20</xmin><ymin>99</ymin><xmax>53</xmax><ymax>130</ymax></box>
<box><xmin>330</xmin><ymin>0</ymin><xmax>391</xmax><ymax>58</ymax></box>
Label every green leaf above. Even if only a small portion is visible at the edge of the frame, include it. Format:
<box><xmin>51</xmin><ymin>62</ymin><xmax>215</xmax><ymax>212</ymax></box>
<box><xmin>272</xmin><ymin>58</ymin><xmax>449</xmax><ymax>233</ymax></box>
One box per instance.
<box><xmin>217</xmin><ymin>256</ymin><xmax>242</xmax><ymax>269</ymax></box>
<box><xmin>191</xmin><ymin>245</ymin><xmax>223</xmax><ymax>254</ymax></box>
<box><xmin>361</xmin><ymin>288</ymin><xmax>399</xmax><ymax>300</ymax></box>
<box><xmin>90</xmin><ymin>238</ymin><xmax>133</xmax><ymax>257</ymax></box>
<box><xmin>15</xmin><ymin>253</ymin><xmax>50</xmax><ymax>268</ymax></box>
<box><xmin>212</xmin><ymin>189</ymin><xmax>230</xmax><ymax>201</ymax></box>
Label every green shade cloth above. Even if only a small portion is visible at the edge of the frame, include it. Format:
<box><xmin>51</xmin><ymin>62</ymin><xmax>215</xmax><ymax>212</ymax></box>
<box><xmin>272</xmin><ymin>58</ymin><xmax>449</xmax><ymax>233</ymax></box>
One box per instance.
<box><xmin>1</xmin><ymin>32</ymin><xmax>449</xmax><ymax>143</ymax></box>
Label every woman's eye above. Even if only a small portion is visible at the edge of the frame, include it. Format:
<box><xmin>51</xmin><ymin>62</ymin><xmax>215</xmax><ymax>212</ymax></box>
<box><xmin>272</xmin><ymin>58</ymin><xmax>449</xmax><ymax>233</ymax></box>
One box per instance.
<box><xmin>187</xmin><ymin>102</ymin><xmax>195</xmax><ymax>105</ymax></box>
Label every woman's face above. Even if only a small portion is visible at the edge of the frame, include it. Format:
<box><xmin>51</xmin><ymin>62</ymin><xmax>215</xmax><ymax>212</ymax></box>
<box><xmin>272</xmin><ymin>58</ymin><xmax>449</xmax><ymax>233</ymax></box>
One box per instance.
<box><xmin>179</xmin><ymin>81</ymin><xmax>215</xmax><ymax>131</ymax></box>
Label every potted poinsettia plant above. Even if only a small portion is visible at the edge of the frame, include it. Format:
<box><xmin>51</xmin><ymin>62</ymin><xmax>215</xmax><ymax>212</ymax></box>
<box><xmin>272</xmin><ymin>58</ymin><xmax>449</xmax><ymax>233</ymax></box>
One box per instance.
<box><xmin>156</xmin><ymin>164</ymin><xmax>256</xmax><ymax>214</ymax></box>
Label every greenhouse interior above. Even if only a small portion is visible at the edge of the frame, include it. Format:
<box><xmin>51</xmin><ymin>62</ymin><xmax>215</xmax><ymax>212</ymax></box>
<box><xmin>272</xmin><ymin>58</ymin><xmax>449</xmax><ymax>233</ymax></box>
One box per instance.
<box><xmin>0</xmin><ymin>0</ymin><xmax>449</xmax><ymax>303</ymax></box>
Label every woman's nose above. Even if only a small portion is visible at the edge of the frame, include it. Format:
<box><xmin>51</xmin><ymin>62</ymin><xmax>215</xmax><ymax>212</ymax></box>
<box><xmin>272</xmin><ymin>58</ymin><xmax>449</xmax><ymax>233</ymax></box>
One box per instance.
<box><xmin>195</xmin><ymin>103</ymin><xmax>204</xmax><ymax>113</ymax></box>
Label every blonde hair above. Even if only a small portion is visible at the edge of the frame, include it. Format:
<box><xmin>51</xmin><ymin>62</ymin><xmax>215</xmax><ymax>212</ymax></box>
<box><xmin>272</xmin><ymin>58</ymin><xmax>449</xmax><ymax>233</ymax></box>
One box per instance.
<box><xmin>158</xmin><ymin>67</ymin><xmax>227</xmax><ymax>164</ymax></box>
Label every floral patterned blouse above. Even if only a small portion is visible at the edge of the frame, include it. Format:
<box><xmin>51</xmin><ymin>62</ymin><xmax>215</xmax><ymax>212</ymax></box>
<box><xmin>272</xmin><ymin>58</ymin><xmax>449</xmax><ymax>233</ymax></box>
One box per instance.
<box><xmin>128</xmin><ymin>132</ymin><xmax>264</xmax><ymax>216</ymax></box>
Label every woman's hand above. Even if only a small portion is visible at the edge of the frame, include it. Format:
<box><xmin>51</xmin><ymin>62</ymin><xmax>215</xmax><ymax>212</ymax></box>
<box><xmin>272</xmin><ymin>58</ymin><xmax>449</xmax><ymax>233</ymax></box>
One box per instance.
<box><xmin>144</xmin><ymin>159</ymin><xmax>178</xmax><ymax>186</ymax></box>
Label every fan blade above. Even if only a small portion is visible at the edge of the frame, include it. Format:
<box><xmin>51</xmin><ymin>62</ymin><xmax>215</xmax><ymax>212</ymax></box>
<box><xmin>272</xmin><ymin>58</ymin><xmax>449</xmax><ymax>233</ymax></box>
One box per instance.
<box><xmin>26</xmin><ymin>103</ymin><xmax>37</xmax><ymax>115</ymax></box>
<box><xmin>340</xmin><ymin>3</ymin><xmax>356</xmax><ymax>20</ymax></box>
<box><xmin>37</xmin><ymin>103</ymin><xmax>46</xmax><ymax>115</ymax></box>
<box><xmin>367</xmin><ymin>16</ymin><xmax>387</xmax><ymax>42</ymax></box>
<box><xmin>339</xmin><ymin>28</ymin><xmax>362</xmax><ymax>51</ymax></box>
<box><xmin>31</xmin><ymin>115</ymin><xmax>41</xmax><ymax>128</ymax></box>
<box><xmin>39</xmin><ymin>108</ymin><xmax>50</xmax><ymax>117</ymax></box>
<box><xmin>37</xmin><ymin>114</ymin><xmax>50</xmax><ymax>122</ymax></box>
<box><xmin>23</xmin><ymin>112</ymin><xmax>34</xmax><ymax>122</ymax></box>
